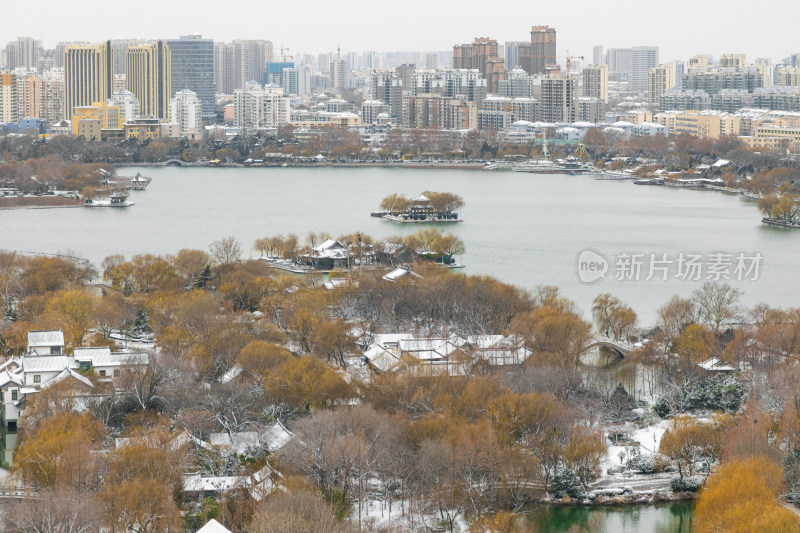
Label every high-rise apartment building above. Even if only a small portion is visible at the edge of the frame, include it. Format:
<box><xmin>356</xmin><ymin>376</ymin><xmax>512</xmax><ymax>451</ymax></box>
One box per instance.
<box><xmin>281</xmin><ymin>66</ymin><xmax>310</xmax><ymax>95</ymax></box>
<box><xmin>498</xmin><ymin>69</ymin><xmax>536</xmax><ymax>99</ymax></box>
<box><xmin>64</xmin><ymin>42</ymin><xmax>113</xmax><ymax>120</ymax></box>
<box><xmin>682</xmin><ymin>70</ymin><xmax>764</xmax><ymax>95</ymax></box>
<box><xmin>361</xmin><ymin>100</ymin><xmax>388</xmax><ymax>124</ymax></box>
<box><xmin>214</xmin><ymin>40</ymin><xmax>272</xmax><ymax>95</ymax></box>
<box><xmin>540</xmin><ymin>74</ymin><xmax>576</xmax><ymax>122</ymax></box>
<box><xmin>453</xmin><ymin>37</ymin><xmax>506</xmax><ymax>93</ymax></box>
<box><xmin>673</xmin><ymin>61</ymin><xmax>686</xmax><ymax>87</ymax></box>
<box><xmin>15</xmin><ymin>69</ymin><xmax>40</xmax><ymax>120</ymax></box>
<box><xmin>170</xmin><ymin>89</ymin><xmax>202</xmax><ymax>133</ymax></box>
<box><xmin>777</xmin><ymin>67</ymin><xmax>800</xmax><ymax>87</ymax></box>
<box><xmin>504</xmin><ymin>41</ymin><xmax>526</xmax><ymax>70</ymax></box>
<box><xmin>402</xmin><ymin>94</ymin><xmax>477</xmax><ymax>130</ymax></box>
<box><xmin>606</xmin><ymin>48</ymin><xmax>632</xmax><ymax>78</ymax></box>
<box><xmin>233</xmin><ymin>81</ymin><xmax>289</xmax><ymax>130</ymax></box>
<box><xmin>39</xmin><ymin>68</ymin><xmax>65</xmax><ymax>124</ymax></box>
<box><xmin>425</xmin><ymin>53</ymin><xmax>438</xmax><ymax>70</ymax></box>
<box><xmin>0</xmin><ymin>74</ymin><xmax>17</xmax><ymax>123</ymax></box>
<box><xmin>648</xmin><ymin>64</ymin><xmax>675</xmax><ymax>103</ymax></box>
<box><xmin>331</xmin><ymin>55</ymin><xmax>347</xmax><ymax>91</ymax></box>
<box><xmin>396</xmin><ymin>64</ymin><xmax>416</xmax><ymax>92</ymax></box>
<box><xmin>167</xmin><ymin>35</ymin><xmax>214</xmax><ymax>121</ymax></box>
<box><xmin>631</xmin><ymin>46</ymin><xmax>659</xmax><ymax>93</ymax></box>
<box><xmin>521</xmin><ymin>25</ymin><xmax>556</xmax><ymax>75</ymax></box>
<box><xmin>108</xmin><ymin>90</ymin><xmax>140</xmax><ymax>122</ymax></box>
<box><xmin>370</xmin><ymin>71</ymin><xmax>403</xmax><ymax>117</ymax></box>
<box><xmin>582</xmin><ymin>64</ymin><xmax>608</xmax><ymax>103</ymax></box>
<box><xmin>719</xmin><ymin>53</ymin><xmax>746</xmax><ymax>71</ymax></box>
<box><xmin>593</xmin><ymin>45</ymin><xmax>605</xmax><ymax>66</ymax></box>
<box><xmin>126</xmin><ymin>41</ymin><xmax>171</xmax><ymax>120</ymax></box>
<box><xmin>3</xmin><ymin>38</ymin><xmax>40</xmax><ymax>71</ymax></box>
<box><xmin>110</xmin><ymin>39</ymin><xmax>149</xmax><ymax>77</ymax></box>
<box><xmin>689</xmin><ymin>54</ymin><xmax>711</xmax><ymax>70</ymax></box>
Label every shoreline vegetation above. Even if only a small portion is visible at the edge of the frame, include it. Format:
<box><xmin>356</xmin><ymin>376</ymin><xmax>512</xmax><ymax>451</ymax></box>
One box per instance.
<box><xmin>2</xmin><ymin>242</ymin><xmax>800</xmax><ymax>532</ymax></box>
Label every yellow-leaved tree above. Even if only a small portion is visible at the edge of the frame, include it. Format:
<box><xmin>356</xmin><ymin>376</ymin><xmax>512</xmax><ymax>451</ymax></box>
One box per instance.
<box><xmin>694</xmin><ymin>456</ymin><xmax>798</xmax><ymax>533</ymax></box>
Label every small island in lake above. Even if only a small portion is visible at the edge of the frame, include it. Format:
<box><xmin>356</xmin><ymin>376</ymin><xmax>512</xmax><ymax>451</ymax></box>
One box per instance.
<box><xmin>758</xmin><ymin>193</ymin><xmax>800</xmax><ymax>229</ymax></box>
<box><xmin>371</xmin><ymin>191</ymin><xmax>464</xmax><ymax>223</ymax></box>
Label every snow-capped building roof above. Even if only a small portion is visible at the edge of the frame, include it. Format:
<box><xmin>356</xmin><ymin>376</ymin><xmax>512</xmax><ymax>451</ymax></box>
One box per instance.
<box><xmin>197</xmin><ymin>519</ymin><xmax>234</xmax><ymax>533</ymax></box>
<box><xmin>27</xmin><ymin>330</ymin><xmax>64</xmax><ymax>349</ymax></box>
<box><xmin>313</xmin><ymin>239</ymin><xmax>346</xmax><ymax>253</ymax></box>
<box><xmin>39</xmin><ymin>368</ymin><xmax>94</xmax><ymax>389</ymax></box>
<box><xmin>363</xmin><ymin>334</ymin><xmax>531</xmax><ymax>373</ymax></box>
<box><xmin>208</xmin><ymin>422</ymin><xmax>292</xmax><ymax>454</ymax></box>
<box><xmin>697</xmin><ymin>357</ymin><xmax>736</xmax><ymax>372</ymax></box>
<box><xmin>0</xmin><ymin>368</ymin><xmax>23</xmax><ymax>388</ymax></box>
<box><xmin>21</xmin><ymin>356</ymin><xmax>76</xmax><ymax>373</ymax></box>
<box><xmin>382</xmin><ymin>266</ymin><xmax>421</xmax><ymax>282</ymax></box>
<box><xmin>73</xmin><ymin>348</ymin><xmax>148</xmax><ymax>367</ymax></box>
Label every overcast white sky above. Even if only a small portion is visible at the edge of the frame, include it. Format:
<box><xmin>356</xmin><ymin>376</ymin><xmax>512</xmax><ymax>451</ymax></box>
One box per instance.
<box><xmin>4</xmin><ymin>0</ymin><xmax>799</xmax><ymax>63</ymax></box>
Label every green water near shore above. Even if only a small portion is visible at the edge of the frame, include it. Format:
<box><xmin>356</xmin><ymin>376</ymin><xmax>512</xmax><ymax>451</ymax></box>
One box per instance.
<box><xmin>522</xmin><ymin>502</ymin><xmax>694</xmax><ymax>532</ymax></box>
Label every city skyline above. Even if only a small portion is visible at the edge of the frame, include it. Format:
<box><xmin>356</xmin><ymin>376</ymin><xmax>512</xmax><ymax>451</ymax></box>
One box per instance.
<box><xmin>4</xmin><ymin>0</ymin><xmax>799</xmax><ymax>63</ymax></box>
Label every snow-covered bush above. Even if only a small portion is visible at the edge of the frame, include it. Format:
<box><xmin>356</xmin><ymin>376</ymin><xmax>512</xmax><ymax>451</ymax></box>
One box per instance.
<box><xmin>671</xmin><ymin>475</ymin><xmax>703</xmax><ymax>492</ymax></box>
<box><xmin>550</xmin><ymin>469</ymin><xmax>581</xmax><ymax>498</ymax></box>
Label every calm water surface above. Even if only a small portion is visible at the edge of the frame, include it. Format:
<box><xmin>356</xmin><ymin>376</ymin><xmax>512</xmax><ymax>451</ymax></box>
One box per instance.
<box><xmin>524</xmin><ymin>503</ymin><xmax>694</xmax><ymax>533</ymax></box>
<box><xmin>2</xmin><ymin>166</ymin><xmax>799</xmax><ymax>324</ymax></box>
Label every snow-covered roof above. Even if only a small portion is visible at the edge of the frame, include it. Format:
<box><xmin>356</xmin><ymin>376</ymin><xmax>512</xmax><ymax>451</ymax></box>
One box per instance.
<box><xmin>197</xmin><ymin>519</ymin><xmax>234</xmax><ymax>533</ymax></box>
<box><xmin>0</xmin><ymin>358</ymin><xmax>21</xmax><ymax>373</ymax></box>
<box><xmin>21</xmin><ymin>356</ymin><xmax>75</xmax><ymax>373</ymax></box>
<box><xmin>184</xmin><ymin>464</ymin><xmax>277</xmax><ymax>500</ymax></box>
<box><xmin>73</xmin><ymin>348</ymin><xmax>148</xmax><ymax>367</ymax></box>
<box><xmin>411</xmin><ymin>194</ymin><xmax>430</xmax><ymax>203</ymax></box>
<box><xmin>364</xmin><ymin>334</ymin><xmax>531</xmax><ymax>372</ymax></box>
<box><xmin>208</xmin><ymin>422</ymin><xmax>292</xmax><ymax>454</ymax></box>
<box><xmin>220</xmin><ymin>363</ymin><xmax>245</xmax><ymax>383</ymax></box>
<box><xmin>382</xmin><ymin>266</ymin><xmax>421</xmax><ymax>282</ymax></box>
<box><xmin>261</xmin><ymin>420</ymin><xmax>292</xmax><ymax>451</ymax></box>
<box><xmin>313</xmin><ymin>239</ymin><xmax>345</xmax><ymax>252</ymax></box>
<box><xmin>184</xmin><ymin>474</ymin><xmax>246</xmax><ymax>493</ymax></box>
<box><xmin>39</xmin><ymin>368</ymin><xmax>94</xmax><ymax>389</ymax></box>
<box><xmin>697</xmin><ymin>357</ymin><xmax>736</xmax><ymax>372</ymax></box>
<box><xmin>0</xmin><ymin>368</ymin><xmax>23</xmax><ymax>388</ymax></box>
<box><xmin>27</xmin><ymin>330</ymin><xmax>64</xmax><ymax>348</ymax></box>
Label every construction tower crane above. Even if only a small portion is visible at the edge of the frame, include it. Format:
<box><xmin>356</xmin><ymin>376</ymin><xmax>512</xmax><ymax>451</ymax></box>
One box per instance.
<box><xmin>278</xmin><ymin>44</ymin><xmax>292</xmax><ymax>63</ymax></box>
<box><xmin>558</xmin><ymin>50</ymin><xmax>584</xmax><ymax>73</ymax></box>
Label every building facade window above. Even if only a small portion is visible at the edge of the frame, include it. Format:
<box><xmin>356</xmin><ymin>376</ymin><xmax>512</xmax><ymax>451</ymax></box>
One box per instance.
<box><xmin>33</xmin><ymin>375</ymin><xmax>41</xmax><ymax>383</ymax></box>
<box><xmin>11</xmin><ymin>390</ymin><xmax>18</xmax><ymax>401</ymax></box>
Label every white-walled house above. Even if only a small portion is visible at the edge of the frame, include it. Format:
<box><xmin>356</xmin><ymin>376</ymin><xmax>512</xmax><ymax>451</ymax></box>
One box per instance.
<box><xmin>73</xmin><ymin>347</ymin><xmax>148</xmax><ymax>381</ymax></box>
<box><xmin>0</xmin><ymin>330</ymin><xmax>150</xmax><ymax>465</ymax></box>
<box><xmin>26</xmin><ymin>330</ymin><xmax>64</xmax><ymax>355</ymax></box>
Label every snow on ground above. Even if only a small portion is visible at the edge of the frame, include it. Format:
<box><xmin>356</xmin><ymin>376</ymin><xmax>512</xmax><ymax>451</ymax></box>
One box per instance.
<box><xmin>358</xmin><ymin>498</ymin><xmax>408</xmax><ymax>530</ymax></box>
<box><xmin>596</xmin><ymin>419</ymin><xmax>672</xmax><ymax>490</ymax></box>
<box><xmin>357</xmin><ymin>498</ymin><xmax>469</xmax><ymax>532</ymax></box>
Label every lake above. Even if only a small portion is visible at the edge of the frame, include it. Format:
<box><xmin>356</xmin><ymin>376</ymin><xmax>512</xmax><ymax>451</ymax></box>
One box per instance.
<box><xmin>2</xmin><ymin>165</ymin><xmax>799</xmax><ymax>324</ymax></box>
<box><xmin>524</xmin><ymin>502</ymin><xmax>694</xmax><ymax>533</ymax></box>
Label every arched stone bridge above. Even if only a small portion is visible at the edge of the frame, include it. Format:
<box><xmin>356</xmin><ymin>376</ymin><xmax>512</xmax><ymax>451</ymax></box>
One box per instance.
<box><xmin>582</xmin><ymin>336</ymin><xmax>636</xmax><ymax>357</ymax></box>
